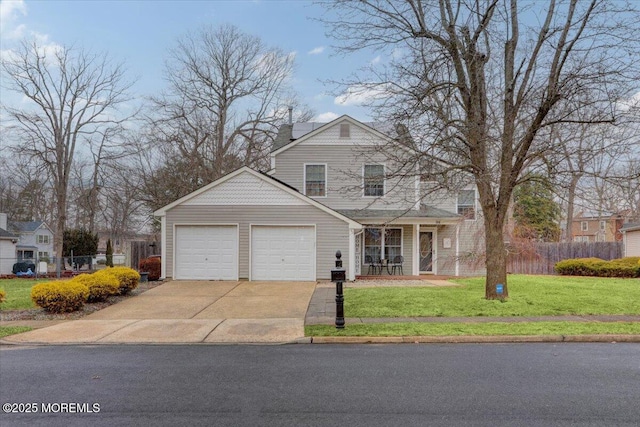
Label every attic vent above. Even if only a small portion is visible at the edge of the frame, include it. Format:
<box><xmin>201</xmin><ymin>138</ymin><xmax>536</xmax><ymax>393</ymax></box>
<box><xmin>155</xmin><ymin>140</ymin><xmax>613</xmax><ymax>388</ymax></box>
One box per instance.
<box><xmin>339</xmin><ymin>123</ymin><xmax>350</xmax><ymax>138</ymax></box>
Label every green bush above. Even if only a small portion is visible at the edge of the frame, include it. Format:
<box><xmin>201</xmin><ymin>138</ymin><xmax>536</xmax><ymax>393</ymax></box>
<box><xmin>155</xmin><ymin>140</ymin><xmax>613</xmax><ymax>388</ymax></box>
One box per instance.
<box><xmin>72</xmin><ymin>272</ymin><xmax>119</xmax><ymax>302</ymax></box>
<box><xmin>101</xmin><ymin>266</ymin><xmax>140</xmax><ymax>294</ymax></box>
<box><xmin>31</xmin><ymin>281</ymin><xmax>89</xmax><ymax>313</ymax></box>
<box><xmin>555</xmin><ymin>257</ymin><xmax>640</xmax><ymax>278</ymax></box>
<box><xmin>139</xmin><ymin>257</ymin><xmax>161</xmax><ymax>281</ymax></box>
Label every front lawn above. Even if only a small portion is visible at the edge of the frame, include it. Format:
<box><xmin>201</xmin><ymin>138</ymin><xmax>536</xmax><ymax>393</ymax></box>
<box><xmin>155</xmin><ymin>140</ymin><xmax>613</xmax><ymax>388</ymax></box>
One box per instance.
<box><xmin>306</xmin><ymin>322</ymin><xmax>640</xmax><ymax>337</ymax></box>
<box><xmin>0</xmin><ymin>279</ymin><xmax>51</xmax><ymax>310</ymax></box>
<box><xmin>0</xmin><ymin>326</ymin><xmax>32</xmax><ymax>338</ymax></box>
<box><xmin>343</xmin><ymin>275</ymin><xmax>640</xmax><ymax>318</ymax></box>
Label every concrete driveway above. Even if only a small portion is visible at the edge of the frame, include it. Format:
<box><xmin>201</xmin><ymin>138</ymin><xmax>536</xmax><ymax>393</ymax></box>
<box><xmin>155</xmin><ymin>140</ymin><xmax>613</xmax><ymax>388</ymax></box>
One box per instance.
<box><xmin>4</xmin><ymin>281</ymin><xmax>316</xmax><ymax>345</ymax></box>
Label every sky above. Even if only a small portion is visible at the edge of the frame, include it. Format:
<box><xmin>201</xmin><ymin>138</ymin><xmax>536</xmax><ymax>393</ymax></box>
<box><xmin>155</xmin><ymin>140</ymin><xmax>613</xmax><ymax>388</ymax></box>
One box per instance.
<box><xmin>0</xmin><ymin>0</ymin><xmax>379</xmax><ymax>123</ymax></box>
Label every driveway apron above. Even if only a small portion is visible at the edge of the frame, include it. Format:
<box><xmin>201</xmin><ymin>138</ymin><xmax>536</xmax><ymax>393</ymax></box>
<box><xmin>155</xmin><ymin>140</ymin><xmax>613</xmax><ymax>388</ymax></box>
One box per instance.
<box><xmin>4</xmin><ymin>281</ymin><xmax>316</xmax><ymax>345</ymax></box>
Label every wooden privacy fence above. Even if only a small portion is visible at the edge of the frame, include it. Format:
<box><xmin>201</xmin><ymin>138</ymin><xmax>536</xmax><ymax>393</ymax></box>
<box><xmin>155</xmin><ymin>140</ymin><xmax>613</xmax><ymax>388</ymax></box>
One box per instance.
<box><xmin>128</xmin><ymin>241</ymin><xmax>159</xmax><ymax>270</ymax></box>
<box><xmin>507</xmin><ymin>242</ymin><xmax>624</xmax><ymax>275</ymax></box>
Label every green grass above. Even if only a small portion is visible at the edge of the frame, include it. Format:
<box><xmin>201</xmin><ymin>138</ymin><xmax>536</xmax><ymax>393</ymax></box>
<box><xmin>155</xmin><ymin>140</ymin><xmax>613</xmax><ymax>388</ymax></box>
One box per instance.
<box><xmin>0</xmin><ymin>279</ymin><xmax>51</xmax><ymax>310</ymax></box>
<box><xmin>306</xmin><ymin>322</ymin><xmax>640</xmax><ymax>337</ymax></box>
<box><xmin>343</xmin><ymin>275</ymin><xmax>640</xmax><ymax>317</ymax></box>
<box><xmin>0</xmin><ymin>326</ymin><xmax>32</xmax><ymax>338</ymax></box>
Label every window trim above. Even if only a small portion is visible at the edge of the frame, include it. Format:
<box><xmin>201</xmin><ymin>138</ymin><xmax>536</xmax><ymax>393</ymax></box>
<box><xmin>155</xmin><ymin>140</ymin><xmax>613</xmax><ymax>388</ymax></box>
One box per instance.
<box><xmin>37</xmin><ymin>234</ymin><xmax>50</xmax><ymax>244</ymax></box>
<box><xmin>599</xmin><ymin>220</ymin><xmax>606</xmax><ymax>231</ymax></box>
<box><xmin>581</xmin><ymin>221</ymin><xmax>588</xmax><ymax>231</ymax></box>
<box><xmin>363</xmin><ymin>163</ymin><xmax>386</xmax><ymax>198</ymax></box>
<box><xmin>363</xmin><ymin>227</ymin><xmax>403</xmax><ymax>263</ymax></box>
<box><xmin>457</xmin><ymin>189</ymin><xmax>477</xmax><ymax>221</ymax></box>
<box><xmin>303</xmin><ymin>163</ymin><xmax>327</xmax><ymax>198</ymax></box>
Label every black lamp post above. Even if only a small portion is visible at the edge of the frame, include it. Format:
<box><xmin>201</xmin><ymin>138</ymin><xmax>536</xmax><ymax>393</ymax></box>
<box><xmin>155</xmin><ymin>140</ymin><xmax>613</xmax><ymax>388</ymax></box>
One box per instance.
<box><xmin>331</xmin><ymin>250</ymin><xmax>346</xmax><ymax>329</ymax></box>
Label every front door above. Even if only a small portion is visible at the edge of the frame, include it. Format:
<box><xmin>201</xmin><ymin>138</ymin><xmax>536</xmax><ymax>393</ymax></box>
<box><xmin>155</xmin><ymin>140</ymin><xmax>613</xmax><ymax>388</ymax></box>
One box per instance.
<box><xmin>419</xmin><ymin>231</ymin><xmax>433</xmax><ymax>273</ymax></box>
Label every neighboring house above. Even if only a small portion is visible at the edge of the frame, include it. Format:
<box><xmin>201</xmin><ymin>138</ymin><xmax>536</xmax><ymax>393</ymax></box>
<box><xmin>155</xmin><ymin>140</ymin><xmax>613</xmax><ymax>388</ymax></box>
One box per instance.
<box><xmin>570</xmin><ymin>212</ymin><xmax>626</xmax><ymax>243</ymax></box>
<box><xmin>154</xmin><ymin>115</ymin><xmax>483</xmax><ymax>281</ymax></box>
<box><xmin>0</xmin><ymin>213</ymin><xmax>19</xmax><ymax>275</ymax></box>
<box><xmin>621</xmin><ymin>223</ymin><xmax>640</xmax><ymax>257</ymax></box>
<box><xmin>7</xmin><ymin>219</ymin><xmax>55</xmax><ymax>263</ymax></box>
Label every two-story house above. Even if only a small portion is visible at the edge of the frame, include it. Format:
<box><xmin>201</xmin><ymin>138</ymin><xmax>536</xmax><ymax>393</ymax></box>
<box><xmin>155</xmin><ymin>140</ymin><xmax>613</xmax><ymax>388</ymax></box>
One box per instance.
<box><xmin>7</xmin><ymin>219</ymin><xmax>55</xmax><ymax>263</ymax></box>
<box><xmin>154</xmin><ymin>116</ymin><xmax>483</xmax><ymax>281</ymax></box>
<box><xmin>570</xmin><ymin>212</ymin><xmax>626</xmax><ymax>243</ymax></box>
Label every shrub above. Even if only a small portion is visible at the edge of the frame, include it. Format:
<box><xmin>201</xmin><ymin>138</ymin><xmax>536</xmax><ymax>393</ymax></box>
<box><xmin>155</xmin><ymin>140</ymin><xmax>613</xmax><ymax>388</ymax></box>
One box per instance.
<box><xmin>0</xmin><ymin>289</ymin><xmax>6</xmax><ymax>305</ymax></box>
<box><xmin>555</xmin><ymin>257</ymin><xmax>640</xmax><ymax>278</ymax></box>
<box><xmin>72</xmin><ymin>272</ymin><xmax>119</xmax><ymax>302</ymax></box>
<box><xmin>31</xmin><ymin>281</ymin><xmax>89</xmax><ymax>313</ymax></box>
<box><xmin>139</xmin><ymin>257</ymin><xmax>161</xmax><ymax>281</ymax></box>
<box><xmin>101</xmin><ymin>266</ymin><xmax>140</xmax><ymax>294</ymax></box>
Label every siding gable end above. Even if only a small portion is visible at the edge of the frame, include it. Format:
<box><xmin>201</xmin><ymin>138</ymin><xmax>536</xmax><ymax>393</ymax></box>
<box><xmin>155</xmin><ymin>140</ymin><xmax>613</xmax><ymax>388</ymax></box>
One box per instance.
<box><xmin>182</xmin><ymin>171</ymin><xmax>307</xmax><ymax>206</ymax></box>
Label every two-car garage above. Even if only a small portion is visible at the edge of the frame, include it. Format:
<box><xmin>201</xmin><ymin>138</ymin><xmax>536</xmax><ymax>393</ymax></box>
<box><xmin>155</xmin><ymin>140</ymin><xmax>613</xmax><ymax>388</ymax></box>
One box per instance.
<box><xmin>156</xmin><ymin>167</ymin><xmax>360</xmax><ymax>281</ymax></box>
<box><xmin>174</xmin><ymin>224</ymin><xmax>316</xmax><ymax>281</ymax></box>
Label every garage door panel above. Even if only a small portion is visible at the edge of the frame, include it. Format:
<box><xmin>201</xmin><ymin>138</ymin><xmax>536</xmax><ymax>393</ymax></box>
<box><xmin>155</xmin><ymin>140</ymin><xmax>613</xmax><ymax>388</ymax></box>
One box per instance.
<box><xmin>175</xmin><ymin>225</ymin><xmax>238</xmax><ymax>280</ymax></box>
<box><xmin>251</xmin><ymin>226</ymin><xmax>315</xmax><ymax>281</ymax></box>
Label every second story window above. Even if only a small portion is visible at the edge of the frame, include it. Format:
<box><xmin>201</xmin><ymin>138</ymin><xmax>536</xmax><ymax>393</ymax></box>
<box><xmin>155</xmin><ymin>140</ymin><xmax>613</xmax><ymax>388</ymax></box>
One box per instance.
<box><xmin>581</xmin><ymin>221</ymin><xmax>588</xmax><ymax>231</ymax></box>
<box><xmin>364</xmin><ymin>164</ymin><xmax>385</xmax><ymax>197</ymax></box>
<box><xmin>37</xmin><ymin>234</ymin><xmax>50</xmax><ymax>244</ymax></box>
<box><xmin>457</xmin><ymin>189</ymin><xmax>476</xmax><ymax>220</ymax></box>
<box><xmin>305</xmin><ymin>164</ymin><xmax>326</xmax><ymax>197</ymax></box>
<box><xmin>599</xmin><ymin>220</ymin><xmax>606</xmax><ymax>231</ymax></box>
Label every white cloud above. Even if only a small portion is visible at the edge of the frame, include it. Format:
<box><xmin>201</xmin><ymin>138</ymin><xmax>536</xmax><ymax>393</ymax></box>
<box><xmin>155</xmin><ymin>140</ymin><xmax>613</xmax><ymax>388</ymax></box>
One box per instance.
<box><xmin>617</xmin><ymin>91</ymin><xmax>640</xmax><ymax>112</ymax></box>
<box><xmin>334</xmin><ymin>84</ymin><xmax>389</xmax><ymax>106</ymax></box>
<box><xmin>308</xmin><ymin>46</ymin><xmax>325</xmax><ymax>55</ymax></box>
<box><xmin>0</xmin><ymin>0</ymin><xmax>27</xmax><ymax>42</ymax></box>
<box><xmin>315</xmin><ymin>112</ymin><xmax>339</xmax><ymax>122</ymax></box>
<box><xmin>370</xmin><ymin>55</ymin><xmax>381</xmax><ymax>65</ymax></box>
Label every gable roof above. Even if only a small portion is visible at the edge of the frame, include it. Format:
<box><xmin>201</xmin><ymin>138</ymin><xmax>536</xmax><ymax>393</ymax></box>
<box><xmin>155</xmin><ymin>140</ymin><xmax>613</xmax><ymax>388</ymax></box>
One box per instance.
<box><xmin>271</xmin><ymin>115</ymin><xmax>399</xmax><ymax>156</ymax></box>
<box><xmin>8</xmin><ymin>220</ymin><xmax>51</xmax><ymax>234</ymax></box>
<box><xmin>153</xmin><ymin>166</ymin><xmax>362</xmax><ymax>229</ymax></box>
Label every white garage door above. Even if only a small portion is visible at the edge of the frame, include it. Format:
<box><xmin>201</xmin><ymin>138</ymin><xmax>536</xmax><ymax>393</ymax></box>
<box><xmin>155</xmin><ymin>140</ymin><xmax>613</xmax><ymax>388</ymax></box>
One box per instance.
<box><xmin>175</xmin><ymin>225</ymin><xmax>238</xmax><ymax>280</ymax></box>
<box><xmin>251</xmin><ymin>226</ymin><xmax>315</xmax><ymax>281</ymax></box>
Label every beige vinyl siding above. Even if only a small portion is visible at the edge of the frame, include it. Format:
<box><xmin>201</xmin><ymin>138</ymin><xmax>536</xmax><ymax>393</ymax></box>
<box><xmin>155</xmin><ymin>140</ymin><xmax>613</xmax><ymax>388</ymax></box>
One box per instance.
<box><xmin>400</xmin><ymin>225</ymin><xmax>413</xmax><ymax>275</ymax></box>
<box><xmin>625</xmin><ymin>230</ymin><xmax>640</xmax><ymax>257</ymax></box>
<box><xmin>164</xmin><ymin>205</ymin><xmax>350</xmax><ymax>280</ymax></box>
<box><xmin>274</xmin><ymin>145</ymin><xmax>417</xmax><ymax>211</ymax></box>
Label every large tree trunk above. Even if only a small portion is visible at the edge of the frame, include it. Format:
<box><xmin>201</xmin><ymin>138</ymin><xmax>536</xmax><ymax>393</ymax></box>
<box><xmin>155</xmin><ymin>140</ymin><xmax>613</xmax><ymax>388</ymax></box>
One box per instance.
<box><xmin>564</xmin><ymin>175</ymin><xmax>580</xmax><ymax>242</ymax></box>
<box><xmin>484</xmin><ymin>213</ymin><xmax>508</xmax><ymax>299</ymax></box>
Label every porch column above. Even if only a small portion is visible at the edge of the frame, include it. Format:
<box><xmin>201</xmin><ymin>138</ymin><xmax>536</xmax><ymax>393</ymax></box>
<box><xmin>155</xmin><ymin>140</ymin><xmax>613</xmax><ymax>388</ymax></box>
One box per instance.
<box><xmin>160</xmin><ymin>216</ymin><xmax>167</xmax><ymax>279</ymax></box>
<box><xmin>348</xmin><ymin>227</ymin><xmax>356</xmax><ymax>281</ymax></box>
<box><xmin>413</xmin><ymin>224</ymin><xmax>419</xmax><ymax>276</ymax></box>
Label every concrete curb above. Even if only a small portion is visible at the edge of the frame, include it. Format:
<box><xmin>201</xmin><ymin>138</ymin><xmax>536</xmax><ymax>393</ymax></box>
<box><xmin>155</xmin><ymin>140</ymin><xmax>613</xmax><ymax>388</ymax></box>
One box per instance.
<box><xmin>310</xmin><ymin>334</ymin><xmax>640</xmax><ymax>344</ymax></box>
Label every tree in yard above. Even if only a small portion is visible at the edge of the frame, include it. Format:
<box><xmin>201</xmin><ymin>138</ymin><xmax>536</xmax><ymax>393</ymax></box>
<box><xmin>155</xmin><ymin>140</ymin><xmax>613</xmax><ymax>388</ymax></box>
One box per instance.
<box><xmin>321</xmin><ymin>0</ymin><xmax>640</xmax><ymax>298</ymax></box>
<box><xmin>63</xmin><ymin>228</ymin><xmax>99</xmax><ymax>270</ymax></box>
<box><xmin>105</xmin><ymin>238</ymin><xmax>114</xmax><ymax>268</ymax></box>
<box><xmin>139</xmin><ymin>24</ymin><xmax>312</xmax><ymax>211</ymax></box>
<box><xmin>1</xmin><ymin>40</ymin><xmax>135</xmax><ymax>276</ymax></box>
<box><xmin>512</xmin><ymin>176</ymin><xmax>561</xmax><ymax>242</ymax></box>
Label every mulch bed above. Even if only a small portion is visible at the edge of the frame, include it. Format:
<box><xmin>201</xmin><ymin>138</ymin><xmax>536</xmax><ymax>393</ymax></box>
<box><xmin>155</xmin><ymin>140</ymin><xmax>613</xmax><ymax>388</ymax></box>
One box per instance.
<box><xmin>0</xmin><ymin>280</ymin><xmax>165</xmax><ymax>322</ymax></box>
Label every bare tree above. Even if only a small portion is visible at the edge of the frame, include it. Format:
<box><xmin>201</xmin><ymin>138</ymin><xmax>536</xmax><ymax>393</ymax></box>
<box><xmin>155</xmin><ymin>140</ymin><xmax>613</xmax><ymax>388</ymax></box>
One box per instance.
<box><xmin>145</xmin><ymin>24</ymin><xmax>309</xmax><ymax>202</ymax></box>
<box><xmin>320</xmin><ymin>0</ymin><xmax>640</xmax><ymax>298</ymax></box>
<box><xmin>1</xmin><ymin>40</ymin><xmax>135</xmax><ymax>274</ymax></box>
